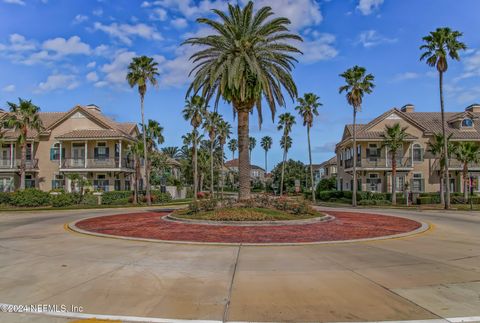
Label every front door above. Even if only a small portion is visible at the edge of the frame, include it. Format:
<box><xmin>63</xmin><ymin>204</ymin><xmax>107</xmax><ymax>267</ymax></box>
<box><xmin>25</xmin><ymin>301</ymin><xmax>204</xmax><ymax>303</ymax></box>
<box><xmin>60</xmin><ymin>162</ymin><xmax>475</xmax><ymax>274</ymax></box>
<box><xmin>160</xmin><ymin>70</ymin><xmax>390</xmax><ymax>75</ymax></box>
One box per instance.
<box><xmin>72</xmin><ymin>144</ymin><xmax>85</xmax><ymax>167</ymax></box>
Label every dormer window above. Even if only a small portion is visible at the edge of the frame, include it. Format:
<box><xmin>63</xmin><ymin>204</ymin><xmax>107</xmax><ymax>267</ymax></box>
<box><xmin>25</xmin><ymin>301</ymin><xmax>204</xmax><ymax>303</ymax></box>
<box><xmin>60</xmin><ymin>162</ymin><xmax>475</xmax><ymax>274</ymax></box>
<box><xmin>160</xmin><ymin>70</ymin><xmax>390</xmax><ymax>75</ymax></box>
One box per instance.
<box><xmin>462</xmin><ymin>118</ymin><xmax>473</xmax><ymax>128</ymax></box>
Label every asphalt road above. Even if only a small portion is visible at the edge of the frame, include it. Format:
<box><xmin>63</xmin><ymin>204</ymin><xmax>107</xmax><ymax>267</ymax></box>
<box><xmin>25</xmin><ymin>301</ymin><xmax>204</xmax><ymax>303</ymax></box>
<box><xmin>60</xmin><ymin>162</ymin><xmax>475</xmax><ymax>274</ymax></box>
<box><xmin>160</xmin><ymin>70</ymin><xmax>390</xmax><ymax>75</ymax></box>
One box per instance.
<box><xmin>0</xmin><ymin>206</ymin><xmax>479</xmax><ymax>323</ymax></box>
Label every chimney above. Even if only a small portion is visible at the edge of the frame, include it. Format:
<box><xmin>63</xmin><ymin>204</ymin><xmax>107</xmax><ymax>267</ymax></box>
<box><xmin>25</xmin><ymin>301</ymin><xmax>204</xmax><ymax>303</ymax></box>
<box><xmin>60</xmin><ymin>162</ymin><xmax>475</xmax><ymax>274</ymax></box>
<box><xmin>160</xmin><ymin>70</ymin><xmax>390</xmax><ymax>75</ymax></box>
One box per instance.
<box><xmin>401</xmin><ymin>104</ymin><xmax>415</xmax><ymax>113</ymax></box>
<box><xmin>466</xmin><ymin>103</ymin><xmax>480</xmax><ymax>113</ymax></box>
<box><xmin>85</xmin><ymin>104</ymin><xmax>101</xmax><ymax>113</ymax></box>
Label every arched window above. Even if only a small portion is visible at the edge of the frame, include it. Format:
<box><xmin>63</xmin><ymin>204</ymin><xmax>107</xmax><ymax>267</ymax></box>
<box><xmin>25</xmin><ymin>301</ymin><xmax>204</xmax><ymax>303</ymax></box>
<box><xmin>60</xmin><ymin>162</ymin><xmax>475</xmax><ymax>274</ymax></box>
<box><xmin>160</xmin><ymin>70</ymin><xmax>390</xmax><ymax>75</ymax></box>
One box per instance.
<box><xmin>462</xmin><ymin>118</ymin><xmax>473</xmax><ymax>128</ymax></box>
<box><xmin>50</xmin><ymin>142</ymin><xmax>63</xmax><ymax>161</ymax></box>
<box><xmin>412</xmin><ymin>143</ymin><xmax>423</xmax><ymax>162</ymax></box>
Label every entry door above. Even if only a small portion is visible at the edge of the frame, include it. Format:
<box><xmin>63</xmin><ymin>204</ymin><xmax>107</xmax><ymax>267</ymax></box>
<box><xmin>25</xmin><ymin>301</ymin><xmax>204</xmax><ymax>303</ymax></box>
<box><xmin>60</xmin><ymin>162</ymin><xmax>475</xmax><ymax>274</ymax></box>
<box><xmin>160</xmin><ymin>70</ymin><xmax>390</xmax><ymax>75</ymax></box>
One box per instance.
<box><xmin>72</xmin><ymin>144</ymin><xmax>85</xmax><ymax>167</ymax></box>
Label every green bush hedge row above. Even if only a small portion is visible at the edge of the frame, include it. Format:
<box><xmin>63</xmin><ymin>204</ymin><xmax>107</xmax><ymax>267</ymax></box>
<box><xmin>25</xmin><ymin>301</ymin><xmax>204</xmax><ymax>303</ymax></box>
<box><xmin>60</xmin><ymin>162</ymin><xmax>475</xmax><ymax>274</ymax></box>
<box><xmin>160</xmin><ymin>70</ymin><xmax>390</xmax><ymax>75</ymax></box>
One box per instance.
<box><xmin>0</xmin><ymin>189</ymin><xmax>172</xmax><ymax>208</ymax></box>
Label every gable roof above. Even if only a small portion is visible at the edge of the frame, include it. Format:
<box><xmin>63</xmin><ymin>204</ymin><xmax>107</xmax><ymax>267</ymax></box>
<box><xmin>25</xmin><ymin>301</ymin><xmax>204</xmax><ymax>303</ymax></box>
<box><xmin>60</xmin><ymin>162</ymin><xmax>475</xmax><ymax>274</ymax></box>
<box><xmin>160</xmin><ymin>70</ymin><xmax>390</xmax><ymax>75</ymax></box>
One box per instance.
<box><xmin>224</xmin><ymin>158</ymin><xmax>265</xmax><ymax>171</ymax></box>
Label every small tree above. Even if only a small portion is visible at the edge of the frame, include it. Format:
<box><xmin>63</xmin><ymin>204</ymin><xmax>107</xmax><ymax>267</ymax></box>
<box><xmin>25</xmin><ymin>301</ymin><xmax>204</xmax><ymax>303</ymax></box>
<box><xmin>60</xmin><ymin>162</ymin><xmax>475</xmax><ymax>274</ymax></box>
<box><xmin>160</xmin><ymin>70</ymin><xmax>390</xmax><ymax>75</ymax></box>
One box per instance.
<box><xmin>428</xmin><ymin>133</ymin><xmax>453</xmax><ymax>205</ymax></box>
<box><xmin>228</xmin><ymin>139</ymin><xmax>238</xmax><ymax>160</ymax></box>
<box><xmin>249</xmin><ymin>137</ymin><xmax>256</xmax><ymax>162</ymax></box>
<box><xmin>260</xmin><ymin>136</ymin><xmax>273</xmax><ymax>173</ymax></box>
<box><xmin>278</xmin><ymin>113</ymin><xmax>296</xmax><ymax>195</ymax></box>
<box><xmin>217</xmin><ymin>119</ymin><xmax>232</xmax><ymax>199</ymax></box>
<box><xmin>381</xmin><ymin>123</ymin><xmax>408</xmax><ymax>205</ymax></box>
<box><xmin>454</xmin><ymin>142</ymin><xmax>480</xmax><ymax>200</ymax></box>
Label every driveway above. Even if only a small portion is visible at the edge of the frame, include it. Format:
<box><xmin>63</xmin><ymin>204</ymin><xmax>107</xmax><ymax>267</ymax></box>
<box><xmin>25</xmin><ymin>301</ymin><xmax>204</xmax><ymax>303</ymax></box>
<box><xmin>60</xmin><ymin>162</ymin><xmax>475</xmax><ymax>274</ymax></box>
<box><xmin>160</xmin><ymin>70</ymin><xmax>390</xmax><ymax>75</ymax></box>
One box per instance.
<box><xmin>0</xmin><ymin>207</ymin><xmax>479</xmax><ymax>322</ymax></box>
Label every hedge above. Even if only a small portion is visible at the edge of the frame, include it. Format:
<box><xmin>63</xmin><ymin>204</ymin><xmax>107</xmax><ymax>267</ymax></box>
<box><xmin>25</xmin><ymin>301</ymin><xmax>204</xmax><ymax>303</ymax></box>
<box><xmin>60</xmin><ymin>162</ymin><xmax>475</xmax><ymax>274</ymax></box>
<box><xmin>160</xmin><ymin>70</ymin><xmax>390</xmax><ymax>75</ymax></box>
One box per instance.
<box><xmin>10</xmin><ymin>189</ymin><xmax>51</xmax><ymax>207</ymax></box>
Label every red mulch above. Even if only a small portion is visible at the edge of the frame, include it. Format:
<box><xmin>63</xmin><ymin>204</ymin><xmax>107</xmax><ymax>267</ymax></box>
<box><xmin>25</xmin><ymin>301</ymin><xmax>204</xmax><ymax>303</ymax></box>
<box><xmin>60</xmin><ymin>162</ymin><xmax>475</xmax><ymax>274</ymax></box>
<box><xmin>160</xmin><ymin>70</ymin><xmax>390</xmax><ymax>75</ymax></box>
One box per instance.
<box><xmin>75</xmin><ymin>211</ymin><xmax>421</xmax><ymax>244</ymax></box>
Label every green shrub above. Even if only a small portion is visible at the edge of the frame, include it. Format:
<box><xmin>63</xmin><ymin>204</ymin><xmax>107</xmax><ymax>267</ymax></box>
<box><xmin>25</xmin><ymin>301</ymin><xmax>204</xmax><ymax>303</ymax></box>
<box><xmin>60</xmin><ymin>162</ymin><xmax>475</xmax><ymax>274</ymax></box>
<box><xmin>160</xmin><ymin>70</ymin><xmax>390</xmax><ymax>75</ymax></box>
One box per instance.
<box><xmin>151</xmin><ymin>190</ymin><xmax>172</xmax><ymax>203</ymax></box>
<box><xmin>188</xmin><ymin>198</ymin><xmax>218</xmax><ymax>213</ymax></box>
<box><xmin>318</xmin><ymin>190</ymin><xmax>343</xmax><ymax>201</ymax></box>
<box><xmin>80</xmin><ymin>193</ymin><xmax>99</xmax><ymax>205</ymax></box>
<box><xmin>50</xmin><ymin>193</ymin><xmax>75</xmax><ymax>207</ymax></box>
<box><xmin>102</xmin><ymin>191</ymin><xmax>132</xmax><ymax>205</ymax></box>
<box><xmin>10</xmin><ymin>189</ymin><xmax>51</xmax><ymax>207</ymax></box>
<box><xmin>449</xmin><ymin>196</ymin><xmax>480</xmax><ymax>204</ymax></box>
<box><xmin>0</xmin><ymin>192</ymin><xmax>12</xmax><ymax>205</ymax></box>
<box><xmin>358</xmin><ymin>199</ymin><xmax>375</xmax><ymax>205</ymax></box>
<box><xmin>419</xmin><ymin>192</ymin><xmax>441</xmax><ymax>204</ymax></box>
<box><xmin>417</xmin><ymin>196</ymin><xmax>434</xmax><ymax>205</ymax></box>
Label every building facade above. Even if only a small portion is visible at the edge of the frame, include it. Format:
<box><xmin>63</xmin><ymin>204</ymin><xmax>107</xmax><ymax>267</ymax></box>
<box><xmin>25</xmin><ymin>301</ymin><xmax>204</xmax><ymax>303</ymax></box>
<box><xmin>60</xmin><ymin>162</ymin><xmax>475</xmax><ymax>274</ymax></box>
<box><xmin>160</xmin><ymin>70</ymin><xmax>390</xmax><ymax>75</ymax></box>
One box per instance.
<box><xmin>335</xmin><ymin>104</ymin><xmax>480</xmax><ymax>194</ymax></box>
<box><xmin>0</xmin><ymin>104</ymin><xmax>139</xmax><ymax>192</ymax></box>
<box><xmin>224</xmin><ymin>158</ymin><xmax>266</xmax><ymax>183</ymax></box>
<box><xmin>313</xmin><ymin>156</ymin><xmax>337</xmax><ymax>186</ymax></box>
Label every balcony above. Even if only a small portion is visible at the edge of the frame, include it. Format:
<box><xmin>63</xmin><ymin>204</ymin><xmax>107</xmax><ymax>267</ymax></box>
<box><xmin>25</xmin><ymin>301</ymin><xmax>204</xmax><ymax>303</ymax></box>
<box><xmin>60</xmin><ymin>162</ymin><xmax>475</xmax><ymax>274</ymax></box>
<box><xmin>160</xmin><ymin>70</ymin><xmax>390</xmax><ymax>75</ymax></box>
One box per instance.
<box><xmin>0</xmin><ymin>159</ymin><xmax>39</xmax><ymax>170</ymax></box>
<box><xmin>344</xmin><ymin>157</ymin><xmax>412</xmax><ymax>169</ymax></box>
<box><xmin>433</xmin><ymin>159</ymin><xmax>480</xmax><ymax>170</ymax></box>
<box><xmin>61</xmin><ymin>158</ymin><xmax>134</xmax><ymax>170</ymax></box>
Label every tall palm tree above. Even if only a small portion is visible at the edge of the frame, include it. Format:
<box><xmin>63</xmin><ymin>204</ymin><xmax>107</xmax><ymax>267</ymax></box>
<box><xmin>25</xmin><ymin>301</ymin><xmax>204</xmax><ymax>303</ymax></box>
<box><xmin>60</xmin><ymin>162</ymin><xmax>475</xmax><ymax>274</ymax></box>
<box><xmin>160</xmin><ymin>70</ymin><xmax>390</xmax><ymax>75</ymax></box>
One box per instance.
<box><xmin>126</xmin><ymin>55</ymin><xmax>159</xmax><ymax>205</ymax></box>
<box><xmin>126</xmin><ymin>141</ymin><xmax>143</xmax><ymax>204</ymax></box>
<box><xmin>260</xmin><ymin>136</ymin><xmax>273</xmax><ymax>173</ymax></box>
<box><xmin>381</xmin><ymin>123</ymin><xmax>408</xmax><ymax>205</ymax></box>
<box><xmin>428</xmin><ymin>133</ymin><xmax>453</xmax><ymax>205</ymax></box>
<box><xmin>249</xmin><ymin>137</ymin><xmax>256</xmax><ymax>162</ymax></box>
<box><xmin>217</xmin><ymin>119</ymin><xmax>232</xmax><ymax>199</ymax></box>
<box><xmin>161</xmin><ymin>146</ymin><xmax>180</xmax><ymax>159</ymax></box>
<box><xmin>454</xmin><ymin>142</ymin><xmax>480</xmax><ymax>200</ymax></box>
<box><xmin>339</xmin><ymin>66</ymin><xmax>375</xmax><ymax>207</ymax></box>
<box><xmin>420</xmin><ymin>27</ymin><xmax>466</xmax><ymax>209</ymax></box>
<box><xmin>145</xmin><ymin>119</ymin><xmax>164</xmax><ymax>198</ymax></box>
<box><xmin>278</xmin><ymin>113</ymin><xmax>296</xmax><ymax>195</ymax></box>
<box><xmin>183</xmin><ymin>95</ymin><xmax>207</xmax><ymax>201</ymax></box>
<box><xmin>228</xmin><ymin>139</ymin><xmax>238</xmax><ymax>160</ymax></box>
<box><xmin>295</xmin><ymin>93</ymin><xmax>322</xmax><ymax>202</ymax></box>
<box><xmin>2</xmin><ymin>98</ymin><xmax>44</xmax><ymax>190</ymax></box>
<box><xmin>203</xmin><ymin>111</ymin><xmax>222</xmax><ymax>195</ymax></box>
<box><xmin>183</xmin><ymin>1</ymin><xmax>302</xmax><ymax>200</ymax></box>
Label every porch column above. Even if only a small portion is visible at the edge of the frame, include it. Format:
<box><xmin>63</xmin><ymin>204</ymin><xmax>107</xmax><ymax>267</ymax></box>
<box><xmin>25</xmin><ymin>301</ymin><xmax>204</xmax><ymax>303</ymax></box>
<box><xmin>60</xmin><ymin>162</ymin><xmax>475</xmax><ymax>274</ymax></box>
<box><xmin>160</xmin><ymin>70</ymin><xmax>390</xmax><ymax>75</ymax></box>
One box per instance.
<box><xmin>118</xmin><ymin>140</ymin><xmax>122</xmax><ymax>168</ymax></box>
<box><xmin>85</xmin><ymin>141</ymin><xmax>88</xmax><ymax>168</ymax></box>
<box><xmin>59</xmin><ymin>142</ymin><xmax>62</xmax><ymax>167</ymax></box>
<box><xmin>385</xmin><ymin>146</ymin><xmax>388</xmax><ymax>167</ymax></box>
<box><xmin>10</xmin><ymin>143</ymin><xmax>13</xmax><ymax>167</ymax></box>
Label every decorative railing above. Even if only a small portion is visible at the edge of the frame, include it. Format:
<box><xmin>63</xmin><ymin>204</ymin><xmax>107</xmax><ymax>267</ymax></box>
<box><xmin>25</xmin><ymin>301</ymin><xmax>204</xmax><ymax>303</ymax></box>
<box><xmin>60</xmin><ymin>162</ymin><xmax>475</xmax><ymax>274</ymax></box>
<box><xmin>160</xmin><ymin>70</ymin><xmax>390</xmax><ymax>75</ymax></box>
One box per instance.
<box><xmin>0</xmin><ymin>159</ymin><xmax>39</xmax><ymax>169</ymax></box>
<box><xmin>432</xmin><ymin>159</ymin><xmax>480</xmax><ymax>170</ymax></box>
<box><xmin>345</xmin><ymin>157</ymin><xmax>412</xmax><ymax>169</ymax></box>
<box><xmin>61</xmin><ymin>158</ymin><xmax>133</xmax><ymax>169</ymax></box>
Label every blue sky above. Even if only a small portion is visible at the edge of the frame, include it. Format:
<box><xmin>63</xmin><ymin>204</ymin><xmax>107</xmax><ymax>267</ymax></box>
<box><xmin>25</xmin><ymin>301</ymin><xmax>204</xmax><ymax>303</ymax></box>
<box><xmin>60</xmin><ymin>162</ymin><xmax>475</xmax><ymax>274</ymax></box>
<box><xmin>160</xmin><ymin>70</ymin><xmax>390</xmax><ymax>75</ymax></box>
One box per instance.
<box><xmin>1</xmin><ymin>0</ymin><xmax>480</xmax><ymax>170</ymax></box>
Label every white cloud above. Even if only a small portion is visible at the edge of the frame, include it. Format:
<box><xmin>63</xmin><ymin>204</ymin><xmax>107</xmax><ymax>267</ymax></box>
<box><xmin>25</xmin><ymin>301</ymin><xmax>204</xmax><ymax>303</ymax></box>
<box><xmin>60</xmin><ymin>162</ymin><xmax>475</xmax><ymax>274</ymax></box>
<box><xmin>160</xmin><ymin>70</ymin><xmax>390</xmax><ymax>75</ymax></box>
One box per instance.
<box><xmin>149</xmin><ymin>8</ymin><xmax>167</xmax><ymax>21</ymax></box>
<box><xmin>393</xmin><ymin>72</ymin><xmax>420</xmax><ymax>82</ymax></box>
<box><xmin>35</xmin><ymin>74</ymin><xmax>79</xmax><ymax>93</ymax></box>
<box><xmin>86</xmin><ymin>71</ymin><xmax>99</xmax><ymax>82</ymax></box>
<box><xmin>42</xmin><ymin>36</ymin><xmax>91</xmax><ymax>55</ymax></box>
<box><xmin>86</xmin><ymin>61</ymin><xmax>96</xmax><ymax>68</ymax></box>
<box><xmin>300</xmin><ymin>33</ymin><xmax>338</xmax><ymax>63</ymax></box>
<box><xmin>2</xmin><ymin>0</ymin><xmax>25</xmax><ymax>6</ymax></box>
<box><xmin>93</xmin><ymin>22</ymin><xmax>162</xmax><ymax>45</ymax></box>
<box><xmin>149</xmin><ymin>0</ymin><xmax>227</xmax><ymax>20</ymax></box>
<box><xmin>1</xmin><ymin>84</ymin><xmax>15</xmax><ymax>92</ymax></box>
<box><xmin>357</xmin><ymin>0</ymin><xmax>384</xmax><ymax>15</ymax></box>
<box><xmin>94</xmin><ymin>81</ymin><xmax>109</xmax><ymax>88</ymax></box>
<box><xmin>455</xmin><ymin>49</ymin><xmax>480</xmax><ymax>81</ymax></box>
<box><xmin>8</xmin><ymin>33</ymin><xmax>36</xmax><ymax>51</ymax></box>
<box><xmin>171</xmin><ymin>18</ymin><xmax>188</xmax><ymax>29</ymax></box>
<box><xmin>92</xmin><ymin>8</ymin><xmax>103</xmax><ymax>16</ymax></box>
<box><xmin>73</xmin><ymin>14</ymin><xmax>88</xmax><ymax>24</ymax></box>
<box><xmin>100</xmin><ymin>50</ymin><xmax>136</xmax><ymax>85</ymax></box>
<box><xmin>356</xmin><ymin>30</ymin><xmax>397</xmax><ymax>48</ymax></box>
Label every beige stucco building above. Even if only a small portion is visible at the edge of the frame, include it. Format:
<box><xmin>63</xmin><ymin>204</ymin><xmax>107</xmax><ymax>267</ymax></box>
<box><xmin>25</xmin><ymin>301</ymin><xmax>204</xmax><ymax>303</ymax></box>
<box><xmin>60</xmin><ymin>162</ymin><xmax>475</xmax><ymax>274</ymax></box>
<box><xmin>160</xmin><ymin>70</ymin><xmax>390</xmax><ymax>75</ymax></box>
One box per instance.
<box><xmin>0</xmin><ymin>104</ymin><xmax>139</xmax><ymax>192</ymax></box>
<box><xmin>335</xmin><ymin>104</ymin><xmax>480</xmax><ymax>194</ymax></box>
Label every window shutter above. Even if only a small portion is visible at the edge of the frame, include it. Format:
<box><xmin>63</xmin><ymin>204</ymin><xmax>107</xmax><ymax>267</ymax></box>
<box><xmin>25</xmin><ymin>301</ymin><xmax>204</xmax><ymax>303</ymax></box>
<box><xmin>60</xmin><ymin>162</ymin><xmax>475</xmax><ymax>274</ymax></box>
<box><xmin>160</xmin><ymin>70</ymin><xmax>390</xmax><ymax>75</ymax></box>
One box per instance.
<box><xmin>50</xmin><ymin>148</ymin><xmax>54</xmax><ymax>160</ymax></box>
<box><xmin>94</xmin><ymin>148</ymin><xmax>98</xmax><ymax>159</ymax></box>
<box><xmin>420</xmin><ymin>148</ymin><xmax>424</xmax><ymax>161</ymax></box>
<box><xmin>366</xmin><ymin>148</ymin><xmax>371</xmax><ymax>158</ymax></box>
<box><xmin>105</xmin><ymin>147</ymin><xmax>110</xmax><ymax>158</ymax></box>
<box><xmin>61</xmin><ymin>148</ymin><xmax>65</xmax><ymax>159</ymax></box>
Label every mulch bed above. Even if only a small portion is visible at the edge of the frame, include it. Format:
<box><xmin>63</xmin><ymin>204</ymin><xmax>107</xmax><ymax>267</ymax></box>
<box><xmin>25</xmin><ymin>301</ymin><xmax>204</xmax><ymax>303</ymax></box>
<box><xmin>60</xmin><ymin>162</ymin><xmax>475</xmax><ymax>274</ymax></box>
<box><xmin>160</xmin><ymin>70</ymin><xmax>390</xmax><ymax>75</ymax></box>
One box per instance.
<box><xmin>74</xmin><ymin>210</ymin><xmax>422</xmax><ymax>244</ymax></box>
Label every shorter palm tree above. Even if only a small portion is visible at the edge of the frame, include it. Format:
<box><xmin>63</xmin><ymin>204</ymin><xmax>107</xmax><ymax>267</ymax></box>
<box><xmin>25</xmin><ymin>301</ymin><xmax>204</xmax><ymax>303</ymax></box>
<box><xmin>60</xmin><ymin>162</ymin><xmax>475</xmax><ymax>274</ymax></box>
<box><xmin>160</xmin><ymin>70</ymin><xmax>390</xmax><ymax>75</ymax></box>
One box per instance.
<box><xmin>296</xmin><ymin>93</ymin><xmax>322</xmax><ymax>202</ymax></box>
<box><xmin>126</xmin><ymin>141</ymin><xmax>143</xmax><ymax>204</ymax></box>
<box><xmin>145</xmin><ymin>119</ymin><xmax>164</xmax><ymax>200</ymax></box>
<box><xmin>182</xmin><ymin>130</ymin><xmax>204</xmax><ymax>195</ymax></box>
<box><xmin>2</xmin><ymin>98</ymin><xmax>44</xmax><ymax>190</ymax></box>
<box><xmin>260</xmin><ymin>136</ymin><xmax>272</xmax><ymax>174</ymax></box>
<box><xmin>183</xmin><ymin>95</ymin><xmax>207</xmax><ymax>200</ymax></box>
<box><xmin>161</xmin><ymin>146</ymin><xmax>180</xmax><ymax>159</ymax></box>
<box><xmin>249</xmin><ymin>137</ymin><xmax>256</xmax><ymax>162</ymax></box>
<box><xmin>203</xmin><ymin>111</ymin><xmax>222</xmax><ymax>195</ymax></box>
<box><xmin>228</xmin><ymin>139</ymin><xmax>238</xmax><ymax>160</ymax></box>
<box><xmin>454</xmin><ymin>142</ymin><xmax>480</xmax><ymax>200</ymax></box>
<box><xmin>381</xmin><ymin>123</ymin><xmax>408</xmax><ymax>205</ymax></box>
<box><xmin>217</xmin><ymin>119</ymin><xmax>232</xmax><ymax>199</ymax></box>
<box><xmin>428</xmin><ymin>133</ymin><xmax>453</xmax><ymax>205</ymax></box>
<box><xmin>278</xmin><ymin>113</ymin><xmax>296</xmax><ymax>195</ymax></box>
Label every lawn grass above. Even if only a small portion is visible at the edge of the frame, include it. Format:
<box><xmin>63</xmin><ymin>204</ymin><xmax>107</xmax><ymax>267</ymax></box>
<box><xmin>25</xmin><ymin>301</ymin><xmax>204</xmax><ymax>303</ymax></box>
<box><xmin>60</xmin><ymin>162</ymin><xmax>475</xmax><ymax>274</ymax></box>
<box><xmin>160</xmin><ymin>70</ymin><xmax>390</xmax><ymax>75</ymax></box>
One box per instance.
<box><xmin>175</xmin><ymin>207</ymin><xmax>323</xmax><ymax>221</ymax></box>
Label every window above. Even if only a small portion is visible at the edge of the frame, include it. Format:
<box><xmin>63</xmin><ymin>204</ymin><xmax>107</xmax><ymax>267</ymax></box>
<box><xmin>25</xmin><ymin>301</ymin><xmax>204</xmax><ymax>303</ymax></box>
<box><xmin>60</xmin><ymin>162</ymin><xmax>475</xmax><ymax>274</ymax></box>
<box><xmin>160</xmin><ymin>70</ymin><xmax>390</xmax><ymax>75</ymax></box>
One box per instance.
<box><xmin>411</xmin><ymin>173</ymin><xmax>424</xmax><ymax>192</ymax></box>
<box><xmin>395</xmin><ymin>176</ymin><xmax>405</xmax><ymax>191</ymax></box>
<box><xmin>0</xmin><ymin>177</ymin><xmax>14</xmax><ymax>192</ymax></box>
<box><xmin>94</xmin><ymin>142</ymin><xmax>109</xmax><ymax>160</ymax></box>
<box><xmin>462</xmin><ymin>118</ymin><xmax>473</xmax><ymax>128</ymax></box>
<box><xmin>367</xmin><ymin>173</ymin><xmax>381</xmax><ymax>192</ymax></box>
<box><xmin>26</xmin><ymin>143</ymin><xmax>32</xmax><ymax>161</ymax></box>
<box><xmin>412</xmin><ymin>144</ymin><xmax>423</xmax><ymax>162</ymax></box>
<box><xmin>93</xmin><ymin>174</ymin><xmax>109</xmax><ymax>192</ymax></box>
<box><xmin>52</xmin><ymin>174</ymin><xmax>65</xmax><ymax>189</ymax></box>
<box><xmin>50</xmin><ymin>143</ymin><xmax>64</xmax><ymax>161</ymax></box>
<box><xmin>367</xmin><ymin>143</ymin><xmax>380</xmax><ymax>160</ymax></box>
<box><xmin>125</xmin><ymin>179</ymin><xmax>131</xmax><ymax>191</ymax></box>
<box><xmin>25</xmin><ymin>174</ymin><xmax>35</xmax><ymax>188</ymax></box>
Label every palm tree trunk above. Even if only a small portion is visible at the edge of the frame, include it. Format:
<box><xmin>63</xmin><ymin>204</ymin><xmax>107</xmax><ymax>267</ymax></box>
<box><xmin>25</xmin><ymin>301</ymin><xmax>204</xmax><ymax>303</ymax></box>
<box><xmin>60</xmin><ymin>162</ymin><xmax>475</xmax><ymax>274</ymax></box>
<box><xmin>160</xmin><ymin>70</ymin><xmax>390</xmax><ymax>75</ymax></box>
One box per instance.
<box><xmin>193</xmin><ymin>131</ymin><xmax>198</xmax><ymax>201</ymax></box>
<box><xmin>392</xmin><ymin>153</ymin><xmax>397</xmax><ymax>205</ymax></box>
<box><xmin>19</xmin><ymin>141</ymin><xmax>26</xmax><ymax>190</ymax></box>
<box><xmin>264</xmin><ymin>150</ymin><xmax>268</xmax><ymax>193</ymax></box>
<box><xmin>439</xmin><ymin>71</ymin><xmax>450</xmax><ymax>209</ymax></box>
<box><xmin>133</xmin><ymin>157</ymin><xmax>138</xmax><ymax>204</ymax></box>
<box><xmin>352</xmin><ymin>108</ymin><xmax>358</xmax><ymax>207</ymax></box>
<box><xmin>439</xmin><ymin>172</ymin><xmax>445</xmax><ymax>205</ymax></box>
<box><xmin>307</xmin><ymin>126</ymin><xmax>315</xmax><ymax>203</ymax></box>
<box><xmin>140</xmin><ymin>95</ymin><xmax>151</xmax><ymax>206</ymax></box>
<box><xmin>280</xmin><ymin>136</ymin><xmax>287</xmax><ymax>196</ymax></box>
<box><xmin>237</xmin><ymin>107</ymin><xmax>251</xmax><ymax>200</ymax></box>
<box><xmin>463</xmin><ymin>163</ymin><xmax>468</xmax><ymax>200</ymax></box>
<box><xmin>210</xmin><ymin>138</ymin><xmax>214</xmax><ymax>196</ymax></box>
<box><xmin>220</xmin><ymin>144</ymin><xmax>225</xmax><ymax>199</ymax></box>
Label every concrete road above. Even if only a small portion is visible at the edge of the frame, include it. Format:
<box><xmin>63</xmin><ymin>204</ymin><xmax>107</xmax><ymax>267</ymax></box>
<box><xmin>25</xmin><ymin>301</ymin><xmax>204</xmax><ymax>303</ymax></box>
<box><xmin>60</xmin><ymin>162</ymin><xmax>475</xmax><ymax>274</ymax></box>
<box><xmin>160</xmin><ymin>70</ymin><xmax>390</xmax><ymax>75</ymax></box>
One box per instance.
<box><xmin>0</xmin><ymin>207</ymin><xmax>479</xmax><ymax>322</ymax></box>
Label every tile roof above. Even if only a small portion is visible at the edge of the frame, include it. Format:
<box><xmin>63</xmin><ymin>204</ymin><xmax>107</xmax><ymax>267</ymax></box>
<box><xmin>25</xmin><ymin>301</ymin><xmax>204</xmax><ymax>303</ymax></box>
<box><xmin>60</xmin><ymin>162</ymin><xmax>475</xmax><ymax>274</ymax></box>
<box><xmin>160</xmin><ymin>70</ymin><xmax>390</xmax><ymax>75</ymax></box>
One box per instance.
<box><xmin>224</xmin><ymin>158</ymin><xmax>265</xmax><ymax>171</ymax></box>
<box><xmin>55</xmin><ymin>129</ymin><xmax>131</xmax><ymax>139</ymax></box>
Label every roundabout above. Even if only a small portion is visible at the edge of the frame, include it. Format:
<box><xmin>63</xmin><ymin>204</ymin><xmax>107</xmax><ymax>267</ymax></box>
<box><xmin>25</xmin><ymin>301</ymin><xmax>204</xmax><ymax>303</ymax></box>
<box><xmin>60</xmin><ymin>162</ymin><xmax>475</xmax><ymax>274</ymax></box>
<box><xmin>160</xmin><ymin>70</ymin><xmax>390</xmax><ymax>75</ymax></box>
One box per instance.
<box><xmin>69</xmin><ymin>209</ymin><xmax>427</xmax><ymax>245</ymax></box>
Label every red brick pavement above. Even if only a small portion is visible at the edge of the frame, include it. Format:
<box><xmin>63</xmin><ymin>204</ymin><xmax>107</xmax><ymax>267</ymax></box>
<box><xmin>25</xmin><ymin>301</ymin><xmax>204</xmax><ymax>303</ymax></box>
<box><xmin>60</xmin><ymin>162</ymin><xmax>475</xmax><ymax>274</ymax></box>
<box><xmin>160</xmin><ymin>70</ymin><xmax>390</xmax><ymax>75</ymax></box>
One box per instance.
<box><xmin>75</xmin><ymin>211</ymin><xmax>421</xmax><ymax>244</ymax></box>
